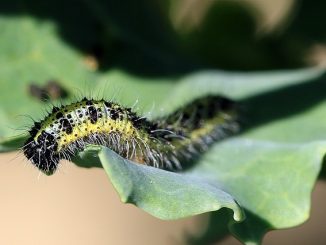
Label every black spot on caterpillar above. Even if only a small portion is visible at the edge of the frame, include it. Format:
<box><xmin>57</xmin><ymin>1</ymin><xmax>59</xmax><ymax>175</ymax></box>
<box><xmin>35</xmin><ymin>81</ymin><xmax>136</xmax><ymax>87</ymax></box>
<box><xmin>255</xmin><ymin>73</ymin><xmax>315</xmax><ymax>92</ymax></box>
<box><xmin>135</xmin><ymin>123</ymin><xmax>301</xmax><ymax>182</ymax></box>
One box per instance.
<box><xmin>23</xmin><ymin>95</ymin><xmax>239</xmax><ymax>175</ymax></box>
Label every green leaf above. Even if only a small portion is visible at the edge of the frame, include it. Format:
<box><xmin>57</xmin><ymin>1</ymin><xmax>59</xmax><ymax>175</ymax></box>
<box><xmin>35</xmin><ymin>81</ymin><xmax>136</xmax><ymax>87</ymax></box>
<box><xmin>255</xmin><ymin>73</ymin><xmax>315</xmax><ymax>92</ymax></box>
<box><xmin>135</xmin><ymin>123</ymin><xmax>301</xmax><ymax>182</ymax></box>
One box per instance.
<box><xmin>191</xmin><ymin>139</ymin><xmax>326</xmax><ymax>244</ymax></box>
<box><xmin>0</xmin><ymin>135</ymin><xmax>27</xmax><ymax>152</ymax></box>
<box><xmin>97</xmin><ymin>145</ymin><xmax>244</xmax><ymax>221</ymax></box>
<box><xmin>0</xmin><ymin>16</ymin><xmax>96</xmax><ymax>141</ymax></box>
<box><xmin>75</xmin><ymin>135</ymin><xmax>326</xmax><ymax>244</ymax></box>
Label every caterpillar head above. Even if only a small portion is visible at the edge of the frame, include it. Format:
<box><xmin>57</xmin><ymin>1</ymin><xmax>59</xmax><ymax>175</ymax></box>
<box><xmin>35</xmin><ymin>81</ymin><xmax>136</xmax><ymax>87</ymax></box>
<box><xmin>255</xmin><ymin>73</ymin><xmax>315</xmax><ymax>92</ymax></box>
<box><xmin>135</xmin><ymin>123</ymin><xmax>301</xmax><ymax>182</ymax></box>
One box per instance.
<box><xmin>23</xmin><ymin>131</ymin><xmax>59</xmax><ymax>175</ymax></box>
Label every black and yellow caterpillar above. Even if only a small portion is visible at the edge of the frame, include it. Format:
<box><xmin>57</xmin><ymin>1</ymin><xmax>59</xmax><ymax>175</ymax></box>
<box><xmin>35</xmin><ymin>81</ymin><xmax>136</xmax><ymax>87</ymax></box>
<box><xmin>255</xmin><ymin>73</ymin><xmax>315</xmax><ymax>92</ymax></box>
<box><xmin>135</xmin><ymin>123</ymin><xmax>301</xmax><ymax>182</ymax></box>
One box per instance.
<box><xmin>23</xmin><ymin>95</ymin><xmax>239</xmax><ymax>175</ymax></box>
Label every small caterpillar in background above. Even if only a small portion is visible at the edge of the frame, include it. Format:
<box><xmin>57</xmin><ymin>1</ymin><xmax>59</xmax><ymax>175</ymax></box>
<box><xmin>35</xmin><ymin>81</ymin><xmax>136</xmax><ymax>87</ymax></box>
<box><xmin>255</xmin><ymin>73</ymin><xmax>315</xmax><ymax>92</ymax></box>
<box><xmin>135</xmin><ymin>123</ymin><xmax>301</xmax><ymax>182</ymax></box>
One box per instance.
<box><xmin>23</xmin><ymin>95</ymin><xmax>239</xmax><ymax>175</ymax></box>
<box><xmin>28</xmin><ymin>80</ymin><xmax>68</xmax><ymax>102</ymax></box>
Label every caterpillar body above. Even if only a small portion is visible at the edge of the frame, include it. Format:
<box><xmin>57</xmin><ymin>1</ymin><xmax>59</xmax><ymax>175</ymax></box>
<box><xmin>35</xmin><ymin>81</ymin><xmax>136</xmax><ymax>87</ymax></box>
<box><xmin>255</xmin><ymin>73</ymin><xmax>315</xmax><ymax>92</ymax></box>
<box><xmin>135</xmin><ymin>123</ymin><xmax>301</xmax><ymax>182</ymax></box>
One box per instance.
<box><xmin>23</xmin><ymin>95</ymin><xmax>239</xmax><ymax>175</ymax></box>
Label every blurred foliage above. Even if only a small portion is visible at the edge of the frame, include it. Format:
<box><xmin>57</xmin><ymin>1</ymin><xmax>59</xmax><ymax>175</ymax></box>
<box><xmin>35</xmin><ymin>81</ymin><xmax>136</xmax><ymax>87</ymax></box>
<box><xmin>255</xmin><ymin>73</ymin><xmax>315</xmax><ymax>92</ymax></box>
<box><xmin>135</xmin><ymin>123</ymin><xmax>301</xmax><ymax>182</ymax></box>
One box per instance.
<box><xmin>1</xmin><ymin>0</ymin><xmax>326</xmax><ymax>245</ymax></box>
<box><xmin>285</xmin><ymin>0</ymin><xmax>326</xmax><ymax>42</ymax></box>
<box><xmin>1</xmin><ymin>0</ymin><xmax>325</xmax><ymax>75</ymax></box>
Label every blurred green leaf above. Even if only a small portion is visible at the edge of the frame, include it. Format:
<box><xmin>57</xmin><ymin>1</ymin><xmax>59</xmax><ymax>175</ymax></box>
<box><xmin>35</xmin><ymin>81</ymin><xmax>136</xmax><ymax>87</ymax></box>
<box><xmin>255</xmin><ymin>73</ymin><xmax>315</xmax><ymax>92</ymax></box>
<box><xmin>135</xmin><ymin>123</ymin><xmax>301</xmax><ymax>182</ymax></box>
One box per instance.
<box><xmin>285</xmin><ymin>0</ymin><xmax>326</xmax><ymax>42</ymax></box>
<box><xmin>1</xmin><ymin>0</ymin><xmax>313</xmax><ymax>74</ymax></box>
<box><xmin>0</xmin><ymin>16</ymin><xmax>96</xmax><ymax>140</ymax></box>
<box><xmin>0</xmin><ymin>0</ymin><xmax>191</xmax><ymax>75</ymax></box>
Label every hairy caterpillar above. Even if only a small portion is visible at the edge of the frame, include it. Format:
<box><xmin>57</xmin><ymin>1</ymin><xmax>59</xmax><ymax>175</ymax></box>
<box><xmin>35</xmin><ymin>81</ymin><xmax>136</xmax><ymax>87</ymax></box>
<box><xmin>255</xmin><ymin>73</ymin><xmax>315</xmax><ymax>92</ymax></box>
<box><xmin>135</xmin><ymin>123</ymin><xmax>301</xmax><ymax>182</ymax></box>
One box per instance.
<box><xmin>23</xmin><ymin>95</ymin><xmax>239</xmax><ymax>175</ymax></box>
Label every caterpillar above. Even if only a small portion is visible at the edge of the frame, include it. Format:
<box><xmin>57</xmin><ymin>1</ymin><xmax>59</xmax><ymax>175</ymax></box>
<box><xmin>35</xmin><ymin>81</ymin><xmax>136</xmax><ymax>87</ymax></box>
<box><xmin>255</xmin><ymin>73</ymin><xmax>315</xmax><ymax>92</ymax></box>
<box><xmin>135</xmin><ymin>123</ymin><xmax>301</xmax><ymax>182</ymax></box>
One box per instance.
<box><xmin>23</xmin><ymin>95</ymin><xmax>239</xmax><ymax>175</ymax></box>
<box><xmin>28</xmin><ymin>80</ymin><xmax>68</xmax><ymax>102</ymax></box>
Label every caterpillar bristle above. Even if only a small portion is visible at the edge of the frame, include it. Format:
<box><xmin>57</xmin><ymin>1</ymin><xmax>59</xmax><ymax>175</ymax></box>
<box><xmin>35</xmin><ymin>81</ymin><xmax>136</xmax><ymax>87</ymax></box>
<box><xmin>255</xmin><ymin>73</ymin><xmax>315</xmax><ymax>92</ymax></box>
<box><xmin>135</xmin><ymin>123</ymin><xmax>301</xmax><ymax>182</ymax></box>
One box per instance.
<box><xmin>22</xmin><ymin>95</ymin><xmax>239</xmax><ymax>175</ymax></box>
